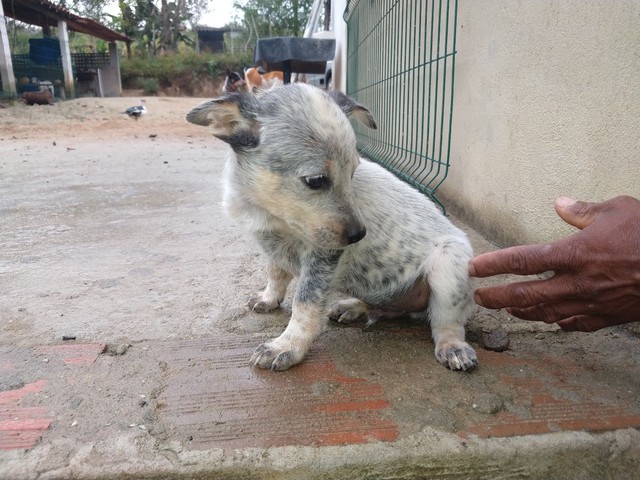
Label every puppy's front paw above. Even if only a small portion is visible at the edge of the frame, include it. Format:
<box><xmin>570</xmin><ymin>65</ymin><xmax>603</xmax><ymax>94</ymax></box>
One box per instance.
<box><xmin>248</xmin><ymin>295</ymin><xmax>280</xmax><ymax>313</ymax></box>
<box><xmin>250</xmin><ymin>341</ymin><xmax>305</xmax><ymax>371</ymax></box>
<box><xmin>435</xmin><ymin>341</ymin><xmax>478</xmax><ymax>372</ymax></box>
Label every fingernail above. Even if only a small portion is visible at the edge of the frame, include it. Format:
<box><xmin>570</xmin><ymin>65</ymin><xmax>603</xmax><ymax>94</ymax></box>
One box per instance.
<box><xmin>468</xmin><ymin>262</ymin><xmax>477</xmax><ymax>277</ymax></box>
<box><xmin>473</xmin><ymin>291</ymin><xmax>484</xmax><ymax>307</ymax></box>
<box><xmin>556</xmin><ymin>197</ymin><xmax>575</xmax><ymax>209</ymax></box>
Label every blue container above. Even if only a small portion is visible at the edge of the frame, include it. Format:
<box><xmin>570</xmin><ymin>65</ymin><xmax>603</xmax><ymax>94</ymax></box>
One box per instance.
<box><xmin>18</xmin><ymin>84</ymin><xmax>39</xmax><ymax>94</ymax></box>
<box><xmin>29</xmin><ymin>38</ymin><xmax>61</xmax><ymax>65</ymax></box>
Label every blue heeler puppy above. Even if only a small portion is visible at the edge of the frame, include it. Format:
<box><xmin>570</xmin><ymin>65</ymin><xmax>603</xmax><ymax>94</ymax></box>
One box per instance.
<box><xmin>186</xmin><ymin>83</ymin><xmax>478</xmax><ymax>372</ymax></box>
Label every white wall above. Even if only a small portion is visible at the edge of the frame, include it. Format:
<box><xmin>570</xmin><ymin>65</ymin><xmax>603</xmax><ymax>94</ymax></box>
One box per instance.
<box><xmin>332</xmin><ymin>0</ymin><xmax>348</xmax><ymax>93</ymax></box>
<box><xmin>440</xmin><ymin>0</ymin><xmax>640</xmax><ymax>246</ymax></box>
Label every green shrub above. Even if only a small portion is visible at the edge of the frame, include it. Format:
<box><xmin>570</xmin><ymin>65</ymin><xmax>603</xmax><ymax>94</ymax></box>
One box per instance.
<box><xmin>139</xmin><ymin>77</ymin><xmax>159</xmax><ymax>95</ymax></box>
<box><xmin>120</xmin><ymin>51</ymin><xmax>253</xmax><ymax>92</ymax></box>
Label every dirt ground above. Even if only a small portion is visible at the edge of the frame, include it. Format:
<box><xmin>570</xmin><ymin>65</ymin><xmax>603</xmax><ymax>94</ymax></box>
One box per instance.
<box><xmin>2</xmin><ymin>93</ymin><xmax>639</xmax><ymax>373</ymax></box>
<box><xmin>1</xmin><ymin>95</ymin><xmax>206</xmax><ymax>142</ymax></box>
<box><xmin>2</xmin><ymin>95</ymin><xmax>638</xmax><ymax>343</ymax></box>
<box><xmin>0</xmin><ymin>96</ymin><xmax>509</xmax><ymax>347</ymax></box>
<box><xmin>1</xmin><ymin>96</ymin><xmax>639</xmax><ymax>479</ymax></box>
<box><xmin>1</xmin><ymin>96</ymin><xmax>265</xmax><ymax>346</ymax></box>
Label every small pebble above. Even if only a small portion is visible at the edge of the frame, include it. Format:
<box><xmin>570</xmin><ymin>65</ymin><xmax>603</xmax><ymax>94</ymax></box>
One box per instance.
<box><xmin>534</xmin><ymin>333</ymin><xmax>546</xmax><ymax>340</ymax></box>
<box><xmin>481</xmin><ymin>328</ymin><xmax>510</xmax><ymax>352</ymax></box>
<box><xmin>108</xmin><ymin>343</ymin><xmax>130</xmax><ymax>356</ymax></box>
<box><xmin>472</xmin><ymin>393</ymin><xmax>504</xmax><ymax>414</ymax></box>
<box><xmin>115</xmin><ymin>344</ymin><xmax>129</xmax><ymax>355</ymax></box>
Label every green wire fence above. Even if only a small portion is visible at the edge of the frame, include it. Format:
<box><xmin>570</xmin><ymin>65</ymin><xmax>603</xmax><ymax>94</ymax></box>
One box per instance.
<box><xmin>344</xmin><ymin>0</ymin><xmax>459</xmax><ymax>212</ymax></box>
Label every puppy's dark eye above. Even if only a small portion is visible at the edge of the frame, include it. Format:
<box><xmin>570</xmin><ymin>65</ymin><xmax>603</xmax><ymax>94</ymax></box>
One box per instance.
<box><xmin>303</xmin><ymin>175</ymin><xmax>330</xmax><ymax>190</ymax></box>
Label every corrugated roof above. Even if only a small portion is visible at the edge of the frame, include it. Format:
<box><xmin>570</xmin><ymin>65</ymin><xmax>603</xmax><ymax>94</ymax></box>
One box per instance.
<box><xmin>2</xmin><ymin>0</ymin><xmax>130</xmax><ymax>43</ymax></box>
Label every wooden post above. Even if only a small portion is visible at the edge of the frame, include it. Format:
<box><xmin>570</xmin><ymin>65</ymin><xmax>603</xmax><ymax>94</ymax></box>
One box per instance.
<box><xmin>0</xmin><ymin>1</ymin><xmax>17</xmax><ymax>96</ymax></box>
<box><xmin>57</xmin><ymin>20</ymin><xmax>75</xmax><ymax>98</ymax></box>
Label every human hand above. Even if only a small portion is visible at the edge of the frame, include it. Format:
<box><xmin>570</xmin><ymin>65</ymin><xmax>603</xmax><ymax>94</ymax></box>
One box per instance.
<box><xmin>469</xmin><ymin>196</ymin><xmax>640</xmax><ymax>331</ymax></box>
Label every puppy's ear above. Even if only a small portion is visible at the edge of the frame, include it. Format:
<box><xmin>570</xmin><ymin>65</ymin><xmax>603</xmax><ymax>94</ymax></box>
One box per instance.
<box><xmin>186</xmin><ymin>95</ymin><xmax>260</xmax><ymax>150</ymax></box>
<box><xmin>328</xmin><ymin>90</ymin><xmax>377</xmax><ymax>130</ymax></box>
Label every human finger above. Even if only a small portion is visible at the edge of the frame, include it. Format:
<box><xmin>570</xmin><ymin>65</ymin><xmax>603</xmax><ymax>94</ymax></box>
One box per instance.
<box><xmin>469</xmin><ymin>242</ymin><xmax>568</xmax><ymax>278</ymax></box>
<box><xmin>556</xmin><ymin>315</ymin><xmax>617</xmax><ymax>332</ymax></box>
<box><xmin>473</xmin><ymin>274</ymin><xmax>586</xmax><ymax>309</ymax></box>
<box><xmin>507</xmin><ymin>300</ymin><xmax>601</xmax><ymax>324</ymax></box>
<box><xmin>554</xmin><ymin>197</ymin><xmax>601</xmax><ymax>230</ymax></box>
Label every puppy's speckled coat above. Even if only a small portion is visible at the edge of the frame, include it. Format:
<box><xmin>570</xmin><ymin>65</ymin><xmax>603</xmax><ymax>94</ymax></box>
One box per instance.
<box><xmin>187</xmin><ymin>83</ymin><xmax>477</xmax><ymax>372</ymax></box>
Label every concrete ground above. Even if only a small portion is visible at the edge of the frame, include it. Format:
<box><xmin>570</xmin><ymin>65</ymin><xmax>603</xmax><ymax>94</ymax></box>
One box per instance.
<box><xmin>1</xmin><ymin>97</ymin><xmax>639</xmax><ymax>480</ymax></box>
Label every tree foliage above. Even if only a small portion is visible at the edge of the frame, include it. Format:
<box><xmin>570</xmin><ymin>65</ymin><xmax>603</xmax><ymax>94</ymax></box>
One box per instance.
<box><xmin>115</xmin><ymin>0</ymin><xmax>207</xmax><ymax>54</ymax></box>
<box><xmin>55</xmin><ymin>0</ymin><xmax>316</xmax><ymax>57</ymax></box>
<box><xmin>59</xmin><ymin>0</ymin><xmax>106</xmax><ymax>20</ymax></box>
<box><xmin>233</xmin><ymin>0</ymin><xmax>313</xmax><ymax>39</ymax></box>
<box><xmin>58</xmin><ymin>0</ymin><xmax>207</xmax><ymax>55</ymax></box>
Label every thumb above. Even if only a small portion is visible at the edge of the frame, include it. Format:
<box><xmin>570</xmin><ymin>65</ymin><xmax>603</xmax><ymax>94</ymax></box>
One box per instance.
<box><xmin>554</xmin><ymin>197</ymin><xmax>600</xmax><ymax>230</ymax></box>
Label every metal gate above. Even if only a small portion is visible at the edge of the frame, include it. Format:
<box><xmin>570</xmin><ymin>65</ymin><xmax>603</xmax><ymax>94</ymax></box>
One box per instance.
<box><xmin>344</xmin><ymin>0</ymin><xmax>459</xmax><ymax>211</ymax></box>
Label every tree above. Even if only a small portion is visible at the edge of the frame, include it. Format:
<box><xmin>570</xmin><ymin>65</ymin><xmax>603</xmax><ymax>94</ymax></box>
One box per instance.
<box><xmin>159</xmin><ymin>0</ymin><xmax>205</xmax><ymax>53</ymax></box>
<box><xmin>59</xmin><ymin>0</ymin><xmax>207</xmax><ymax>55</ymax></box>
<box><xmin>58</xmin><ymin>0</ymin><xmax>107</xmax><ymax>20</ymax></box>
<box><xmin>234</xmin><ymin>0</ymin><xmax>314</xmax><ymax>39</ymax></box>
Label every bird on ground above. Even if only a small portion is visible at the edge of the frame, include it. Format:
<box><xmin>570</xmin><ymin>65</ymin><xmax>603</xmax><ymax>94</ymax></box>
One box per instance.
<box><xmin>123</xmin><ymin>99</ymin><xmax>147</xmax><ymax>120</ymax></box>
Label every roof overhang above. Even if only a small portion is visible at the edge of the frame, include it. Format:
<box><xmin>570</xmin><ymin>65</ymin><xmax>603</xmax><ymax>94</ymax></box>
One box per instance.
<box><xmin>2</xmin><ymin>0</ymin><xmax>130</xmax><ymax>43</ymax></box>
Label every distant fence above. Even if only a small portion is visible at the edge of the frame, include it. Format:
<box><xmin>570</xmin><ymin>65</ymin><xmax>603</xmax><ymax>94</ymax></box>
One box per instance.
<box><xmin>12</xmin><ymin>52</ymin><xmax>110</xmax><ymax>81</ymax></box>
<box><xmin>344</xmin><ymin>0</ymin><xmax>459</xmax><ymax>210</ymax></box>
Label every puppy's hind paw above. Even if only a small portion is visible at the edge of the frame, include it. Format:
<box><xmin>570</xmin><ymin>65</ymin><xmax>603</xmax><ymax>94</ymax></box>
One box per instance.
<box><xmin>328</xmin><ymin>299</ymin><xmax>369</xmax><ymax>324</ymax></box>
<box><xmin>250</xmin><ymin>342</ymin><xmax>303</xmax><ymax>371</ymax></box>
<box><xmin>435</xmin><ymin>341</ymin><xmax>478</xmax><ymax>372</ymax></box>
<box><xmin>248</xmin><ymin>296</ymin><xmax>280</xmax><ymax>313</ymax></box>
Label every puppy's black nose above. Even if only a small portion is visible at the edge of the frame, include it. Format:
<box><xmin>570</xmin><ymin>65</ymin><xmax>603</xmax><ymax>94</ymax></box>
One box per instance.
<box><xmin>347</xmin><ymin>226</ymin><xmax>367</xmax><ymax>244</ymax></box>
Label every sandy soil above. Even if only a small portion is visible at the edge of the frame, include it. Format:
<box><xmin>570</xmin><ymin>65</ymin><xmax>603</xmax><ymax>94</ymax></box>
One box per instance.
<box><xmin>1</xmin><ymin>96</ymin><xmax>266</xmax><ymax>346</ymax></box>
<box><xmin>1</xmin><ymin>95</ymin><xmax>208</xmax><ymax>141</ymax></box>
